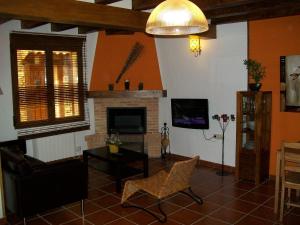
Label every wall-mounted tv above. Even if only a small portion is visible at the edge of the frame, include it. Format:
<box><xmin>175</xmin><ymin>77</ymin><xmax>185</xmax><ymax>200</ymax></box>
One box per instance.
<box><xmin>171</xmin><ymin>99</ymin><xmax>209</xmax><ymax>129</ymax></box>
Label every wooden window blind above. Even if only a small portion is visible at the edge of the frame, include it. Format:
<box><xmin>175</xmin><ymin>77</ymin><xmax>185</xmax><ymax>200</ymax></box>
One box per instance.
<box><xmin>10</xmin><ymin>33</ymin><xmax>89</xmax><ymax>139</ymax></box>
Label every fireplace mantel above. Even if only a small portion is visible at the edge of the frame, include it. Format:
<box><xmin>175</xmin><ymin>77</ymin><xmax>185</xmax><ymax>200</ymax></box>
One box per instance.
<box><xmin>88</xmin><ymin>90</ymin><xmax>167</xmax><ymax>98</ymax></box>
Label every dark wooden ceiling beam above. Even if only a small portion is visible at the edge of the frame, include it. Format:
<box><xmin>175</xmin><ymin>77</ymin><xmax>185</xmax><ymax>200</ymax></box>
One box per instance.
<box><xmin>0</xmin><ymin>0</ymin><xmax>149</xmax><ymax>32</ymax></box>
<box><xmin>95</xmin><ymin>0</ymin><xmax>123</xmax><ymax>4</ymax></box>
<box><xmin>78</xmin><ymin>26</ymin><xmax>102</xmax><ymax>34</ymax></box>
<box><xmin>51</xmin><ymin>23</ymin><xmax>77</xmax><ymax>32</ymax></box>
<box><xmin>132</xmin><ymin>0</ymin><xmax>259</xmax><ymax>11</ymax></box>
<box><xmin>132</xmin><ymin>0</ymin><xmax>300</xmax><ymax>25</ymax></box>
<box><xmin>105</xmin><ymin>29</ymin><xmax>135</xmax><ymax>35</ymax></box>
<box><xmin>0</xmin><ymin>18</ymin><xmax>10</xmax><ymax>24</ymax></box>
<box><xmin>206</xmin><ymin>0</ymin><xmax>299</xmax><ymax>18</ymax></box>
<box><xmin>199</xmin><ymin>24</ymin><xmax>216</xmax><ymax>39</ymax></box>
<box><xmin>21</xmin><ymin>20</ymin><xmax>47</xmax><ymax>29</ymax></box>
<box><xmin>212</xmin><ymin>5</ymin><xmax>300</xmax><ymax>24</ymax></box>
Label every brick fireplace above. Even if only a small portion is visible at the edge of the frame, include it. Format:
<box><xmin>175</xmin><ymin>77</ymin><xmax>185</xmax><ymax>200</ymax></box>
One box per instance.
<box><xmin>89</xmin><ymin>97</ymin><xmax>161</xmax><ymax>158</ymax></box>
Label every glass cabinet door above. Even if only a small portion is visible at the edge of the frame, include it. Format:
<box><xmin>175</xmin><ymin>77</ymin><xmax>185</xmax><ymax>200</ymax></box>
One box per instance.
<box><xmin>241</xmin><ymin>95</ymin><xmax>255</xmax><ymax>150</ymax></box>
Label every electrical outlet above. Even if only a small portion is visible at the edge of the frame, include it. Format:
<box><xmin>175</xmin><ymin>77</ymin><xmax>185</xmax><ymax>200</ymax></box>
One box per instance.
<box><xmin>214</xmin><ymin>134</ymin><xmax>223</xmax><ymax>139</ymax></box>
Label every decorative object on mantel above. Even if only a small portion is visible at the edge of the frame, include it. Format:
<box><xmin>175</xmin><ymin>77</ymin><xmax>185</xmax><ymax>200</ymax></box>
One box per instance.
<box><xmin>88</xmin><ymin>90</ymin><xmax>167</xmax><ymax>99</ymax></box>
<box><xmin>115</xmin><ymin>42</ymin><xmax>144</xmax><ymax>84</ymax></box>
<box><xmin>212</xmin><ymin>114</ymin><xmax>235</xmax><ymax>176</ymax></box>
<box><xmin>161</xmin><ymin>123</ymin><xmax>170</xmax><ymax>159</ymax></box>
<box><xmin>106</xmin><ymin>132</ymin><xmax>122</xmax><ymax>153</ymax></box>
<box><xmin>124</xmin><ymin>80</ymin><xmax>130</xmax><ymax>90</ymax></box>
<box><xmin>146</xmin><ymin>0</ymin><xmax>208</xmax><ymax>35</ymax></box>
<box><xmin>108</xmin><ymin>83</ymin><xmax>114</xmax><ymax>91</ymax></box>
<box><xmin>189</xmin><ymin>35</ymin><xmax>201</xmax><ymax>57</ymax></box>
<box><xmin>243</xmin><ymin>59</ymin><xmax>266</xmax><ymax>91</ymax></box>
<box><xmin>138</xmin><ymin>82</ymin><xmax>144</xmax><ymax>90</ymax></box>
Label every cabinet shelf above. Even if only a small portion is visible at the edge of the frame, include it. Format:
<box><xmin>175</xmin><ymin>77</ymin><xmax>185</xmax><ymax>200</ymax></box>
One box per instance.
<box><xmin>236</xmin><ymin>91</ymin><xmax>272</xmax><ymax>185</ymax></box>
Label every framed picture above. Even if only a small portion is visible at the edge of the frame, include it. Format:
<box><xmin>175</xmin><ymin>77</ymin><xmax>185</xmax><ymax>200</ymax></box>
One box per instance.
<box><xmin>280</xmin><ymin>55</ymin><xmax>300</xmax><ymax>112</ymax></box>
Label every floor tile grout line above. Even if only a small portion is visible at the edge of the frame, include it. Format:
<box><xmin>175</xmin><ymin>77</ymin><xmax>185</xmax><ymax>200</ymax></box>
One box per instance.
<box><xmin>191</xmin><ymin>215</ymin><xmax>232</xmax><ymax>225</ymax></box>
<box><xmin>232</xmin><ymin>195</ymin><xmax>275</xmax><ymax>224</ymax></box>
<box><xmin>29</xmin><ymin>214</ymin><xmax>52</xmax><ymax>225</ymax></box>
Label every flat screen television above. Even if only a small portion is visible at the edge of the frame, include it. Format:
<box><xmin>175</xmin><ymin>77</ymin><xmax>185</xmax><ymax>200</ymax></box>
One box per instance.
<box><xmin>171</xmin><ymin>98</ymin><xmax>209</xmax><ymax>129</ymax></box>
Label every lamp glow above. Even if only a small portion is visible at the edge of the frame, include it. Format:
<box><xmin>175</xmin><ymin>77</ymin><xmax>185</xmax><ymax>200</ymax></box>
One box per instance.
<box><xmin>146</xmin><ymin>0</ymin><xmax>209</xmax><ymax>35</ymax></box>
<box><xmin>189</xmin><ymin>35</ymin><xmax>201</xmax><ymax>57</ymax></box>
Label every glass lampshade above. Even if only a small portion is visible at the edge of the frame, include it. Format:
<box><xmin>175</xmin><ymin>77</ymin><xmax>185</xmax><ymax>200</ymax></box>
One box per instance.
<box><xmin>146</xmin><ymin>0</ymin><xmax>209</xmax><ymax>35</ymax></box>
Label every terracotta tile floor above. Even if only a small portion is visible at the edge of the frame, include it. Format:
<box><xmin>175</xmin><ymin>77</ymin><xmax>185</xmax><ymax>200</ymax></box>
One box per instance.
<box><xmin>7</xmin><ymin>157</ymin><xmax>300</xmax><ymax>225</ymax></box>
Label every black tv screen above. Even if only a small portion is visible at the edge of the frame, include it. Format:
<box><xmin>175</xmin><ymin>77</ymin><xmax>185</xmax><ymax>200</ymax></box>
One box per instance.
<box><xmin>171</xmin><ymin>99</ymin><xmax>209</xmax><ymax>129</ymax></box>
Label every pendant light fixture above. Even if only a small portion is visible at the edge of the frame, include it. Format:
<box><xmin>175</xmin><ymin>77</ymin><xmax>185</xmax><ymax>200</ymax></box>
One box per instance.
<box><xmin>146</xmin><ymin>0</ymin><xmax>209</xmax><ymax>36</ymax></box>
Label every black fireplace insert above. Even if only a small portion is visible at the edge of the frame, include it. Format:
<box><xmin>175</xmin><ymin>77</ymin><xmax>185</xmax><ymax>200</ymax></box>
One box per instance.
<box><xmin>107</xmin><ymin>107</ymin><xmax>146</xmax><ymax>134</ymax></box>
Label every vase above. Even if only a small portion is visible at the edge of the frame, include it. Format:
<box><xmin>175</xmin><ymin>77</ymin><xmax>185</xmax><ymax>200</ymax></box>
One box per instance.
<box><xmin>108</xmin><ymin>144</ymin><xmax>119</xmax><ymax>153</ymax></box>
<box><xmin>249</xmin><ymin>83</ymin><xmax>261</xmax><ymax>91</ymax></box>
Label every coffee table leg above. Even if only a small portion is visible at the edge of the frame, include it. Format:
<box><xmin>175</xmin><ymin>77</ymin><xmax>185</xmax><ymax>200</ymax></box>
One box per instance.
<box><xmin>144</xmin><ymin>156</ymin><xmax>149</xmax><ymax>177</ymax></box>
<box><xmin>116</xmin><ymin>163</ymin><xmax>122</xmax><ymax>193</ymax></box>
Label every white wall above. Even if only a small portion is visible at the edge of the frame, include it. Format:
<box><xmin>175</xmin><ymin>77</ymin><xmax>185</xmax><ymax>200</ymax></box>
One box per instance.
<box><xmin>157</xmin><ymin>23</ymin><xmax>248</xmax><ymax>167</ymax></box>
<box><xmin>0</xmin><ymin>0</ymin><xmax>130</xmax><ymax>218</ymax></box>
<box><xmin>0</xmin><ymin>20</ymin><xmax>98</xmax><ymax>217</ymax></box>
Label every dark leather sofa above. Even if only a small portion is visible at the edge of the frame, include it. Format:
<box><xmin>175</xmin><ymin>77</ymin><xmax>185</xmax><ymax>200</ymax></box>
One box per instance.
<box><xmin>0</xmin><ymin>139</ymin><xmax>88</xmax><ymax>223</ymax></box>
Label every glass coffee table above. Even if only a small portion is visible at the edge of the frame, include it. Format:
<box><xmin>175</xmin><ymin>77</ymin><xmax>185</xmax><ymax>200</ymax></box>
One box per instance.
<box><xmin>83</xmin><ymin>146</ymin><xmax>148</xmax><ymax>193</ymax></box>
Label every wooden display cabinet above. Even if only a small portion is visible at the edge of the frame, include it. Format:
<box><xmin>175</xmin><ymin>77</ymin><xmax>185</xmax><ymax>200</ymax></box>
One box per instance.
<box><xmin>235</xmin><ymin>91</ymin><xmax>272</xmax><ymax>185</ymax></box>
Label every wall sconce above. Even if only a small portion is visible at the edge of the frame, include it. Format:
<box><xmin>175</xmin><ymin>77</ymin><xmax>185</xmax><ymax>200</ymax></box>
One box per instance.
<box><xmin>189</xmin><ymin>35</ymin><xmax>201</xmax><ymax>57</ymax></box>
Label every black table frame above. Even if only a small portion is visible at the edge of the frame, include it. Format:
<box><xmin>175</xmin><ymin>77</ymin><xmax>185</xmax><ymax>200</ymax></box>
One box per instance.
<box><xmin>83</xmin><ymin>146</ymin><xmax>148</xmax><ymax>193</ymax></box>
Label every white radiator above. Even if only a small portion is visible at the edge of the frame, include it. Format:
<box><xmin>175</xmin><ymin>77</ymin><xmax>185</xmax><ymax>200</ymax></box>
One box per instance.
<box><xmin>32</xmin><ymin>133</ymin><xmax>76</xmax><ymax>162</ymax></box>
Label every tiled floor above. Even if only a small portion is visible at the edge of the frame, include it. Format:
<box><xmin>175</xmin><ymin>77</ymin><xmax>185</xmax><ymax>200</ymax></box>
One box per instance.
<box><xmin>7</xmin><ymin>157</ymin><xmax>300</xmax><ymax>225</ymax></box>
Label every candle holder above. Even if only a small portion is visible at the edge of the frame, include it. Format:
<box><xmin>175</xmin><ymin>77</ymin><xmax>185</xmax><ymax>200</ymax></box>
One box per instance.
<box><xmin>212</xmin><ymin>114</ymin><xmax>235</xmax><ymax>176</ymax></box>
<box><xmin>124</xmin><ymin>80</ymin><xmax>130</xmax><ymax>90</ymax></box>
<box><xmin>160</xmin><ymin>123</ymin><xmax>170</xmax><ymax>159</ymax></box>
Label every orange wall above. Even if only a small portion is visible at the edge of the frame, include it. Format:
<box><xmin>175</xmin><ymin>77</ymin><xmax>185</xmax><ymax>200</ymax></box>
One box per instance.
<box><xmin>90</xmin><ymin>32</ymin><xmax>162</xmax><ymax>91</ymax></box>
<box><xmin>249</xmin><ymin>15</ymin><xmax>300</xmax><ymax>175</ymax></box>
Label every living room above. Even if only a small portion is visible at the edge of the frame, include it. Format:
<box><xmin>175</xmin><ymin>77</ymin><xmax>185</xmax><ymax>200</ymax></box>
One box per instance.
<box><xmin>0</xmin><ymin>0</ymin><xmax>300</xmax><ymax>224</ymax></box>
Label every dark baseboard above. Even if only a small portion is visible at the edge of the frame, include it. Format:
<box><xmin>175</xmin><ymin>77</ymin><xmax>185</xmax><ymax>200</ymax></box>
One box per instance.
<box><xmin>166</xmin><ymin>153</ymin><xmax>235</xmax><ymax>174</ymax></box>
<box><xmin>199</xmin><ymin>158</ymin><xmax>235</xmax><ymax>174</ymax></box>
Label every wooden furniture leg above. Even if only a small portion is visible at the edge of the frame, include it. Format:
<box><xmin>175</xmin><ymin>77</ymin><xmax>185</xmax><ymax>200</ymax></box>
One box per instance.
<box><xmin>274</xmin><ymin>149</ymin><xmax>281</xmax><ymax>214</ymax></box>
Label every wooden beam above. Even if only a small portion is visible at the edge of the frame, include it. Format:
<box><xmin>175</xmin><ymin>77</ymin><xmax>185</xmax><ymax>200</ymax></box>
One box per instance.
<box><xmin>132</xmin><ymin>0</ymin><xmax>254</xmax><ymax>11</ymax></box>
<box><xmin>51</xmin><ymin>23</ymin><xmax>77</xmax><ymax>32</ymax></box>
<box><xmin>95</xmin><ymin>0</ymin><xmax>123</xmax><ymax>4</ymax></box>
<box><xmin>0</xmin><ymin>18</ymin><xmax>9</xmax><ymax>24</ymax></box>
<box><xmin>206</xmin><ymin>0</ymin><xmax>299</xmax><ymax>18</ymax></box>
<box><xmin>78</xmin><ymin>26</ymin><xmax>102</xmax><ymax>34</ymax></box>
<box><xmin>132</xmin><ymin>0</ymin><xmax>300</xmax><ymax>25</ymax></box>
<box><xmin>105</xmin><ymin>29</ymin><xmax>135</xmax><ymax>35</ymax></box>
<box><xmin>199</xmin><ymin>24</ymin><xmax>216</xmax><ymax>39</ymax></box>
<box><xmin>0</xmin><ymin>0</ymin><xmax>149</xmax><ymax>32</ymax></box>
<box><xmin>212</xmin><ymin>4</ymin><xmax>300</xmax><ymax>24</ymax></box>
<box><xmin>132</xmin><ymin>0</ymin><xmax>164</xmax><ymax>10</ymax></box>
<box><xmin>21</xmin><ymin>20</ymin><xmax>47</xmax><ymax>29</ymax></box>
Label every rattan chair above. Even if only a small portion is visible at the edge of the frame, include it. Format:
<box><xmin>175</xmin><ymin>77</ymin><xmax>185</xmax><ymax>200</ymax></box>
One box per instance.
<box><xmin>121</xmin><ymin>156</ymin><xmax>202</xmax><ymax>223</ymax></box>
<box><xmin>280</xmin><ymin>142</ymin><xmax>300</xmax><ymax>221</ymax></box>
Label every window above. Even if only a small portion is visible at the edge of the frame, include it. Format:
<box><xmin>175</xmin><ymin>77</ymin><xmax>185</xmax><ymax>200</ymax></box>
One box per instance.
<box><xmin>10</xmin><ymin>33</ymin><xmax>89</xmax><ymax>138</ymax></box>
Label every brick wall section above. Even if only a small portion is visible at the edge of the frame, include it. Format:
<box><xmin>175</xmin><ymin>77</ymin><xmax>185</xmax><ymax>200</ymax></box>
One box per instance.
<box><xmin>91</xmin><ymin>98</ymin><xmax>161</xmax><ymax>158</ymax></box>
